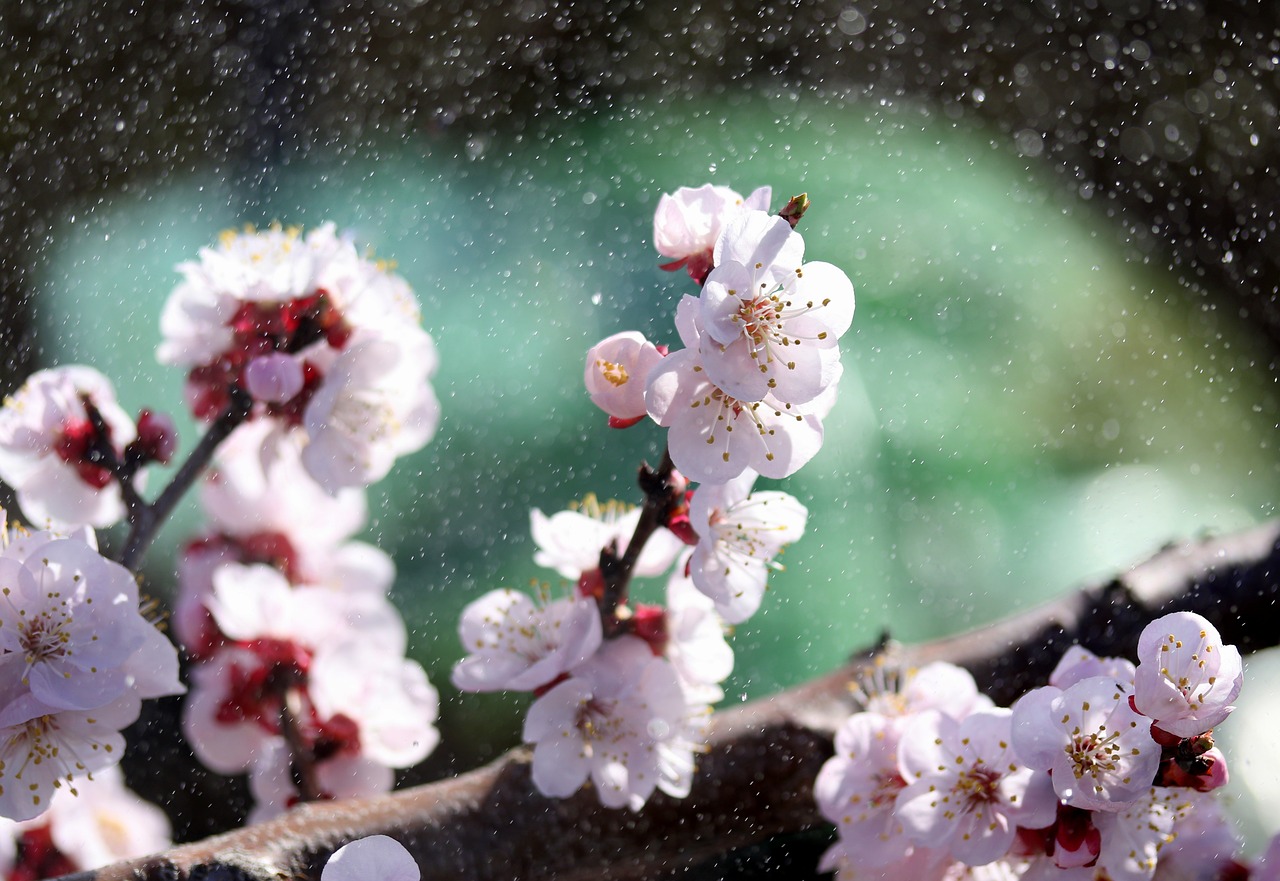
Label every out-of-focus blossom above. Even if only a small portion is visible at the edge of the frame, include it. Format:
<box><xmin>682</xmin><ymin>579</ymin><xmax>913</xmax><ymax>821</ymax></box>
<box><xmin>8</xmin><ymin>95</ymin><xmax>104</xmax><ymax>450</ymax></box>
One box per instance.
<box><xmin>0</xmin><ymin>367</ymin><xmax>136</xmax><ymax>530</ymax></box>
<box><xmin>321</xmin><ymin>835</ymin><xmax>419</xmax><ymax>881</ymax></box>
<box><xmin>654</xmin><ymin>184</ymin><xmax>771</xmax><ymax>285</ymax></box>
<box><xmin>1049</xmin><ymin>645</ymin><xmax>1136</xmax><ymax>690</ymax></box>
<box><xmin>247</xmin><ymin>738</ymin><xmax>395</xmax><ymax>825</ymax></box>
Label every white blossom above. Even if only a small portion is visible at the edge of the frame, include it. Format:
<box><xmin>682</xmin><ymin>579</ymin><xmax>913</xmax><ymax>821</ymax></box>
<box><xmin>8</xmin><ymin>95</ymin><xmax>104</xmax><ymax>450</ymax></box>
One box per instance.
<box><xmin>1132</xmin><ymin>611</ymin><xmax>1242</xmax><ymax>738</ymax></box>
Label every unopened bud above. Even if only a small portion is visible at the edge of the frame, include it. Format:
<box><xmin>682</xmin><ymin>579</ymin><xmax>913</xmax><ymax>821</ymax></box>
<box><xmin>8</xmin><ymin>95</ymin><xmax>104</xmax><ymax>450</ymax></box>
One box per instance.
<box><xmin>779</xmin><ymin>193</ymin><xmax>810</xmax><ymax>229</ymax></box>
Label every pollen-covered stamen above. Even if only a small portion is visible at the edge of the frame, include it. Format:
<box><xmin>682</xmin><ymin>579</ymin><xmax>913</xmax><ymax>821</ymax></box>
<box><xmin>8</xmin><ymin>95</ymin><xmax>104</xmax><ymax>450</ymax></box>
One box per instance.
<box><xmin>691</xmin><ymin>386</ymin><xmax>782</xmax><ymax>465</ymax></box>
<box><xmin>727</xmin><ymin>280</ymin><xmax>835</xmax><ymax>374</ymax></box>
<box><xmin>574</xmin><ymin>696</ymin><xmax>622</xmax><ymax>746</ymax></box>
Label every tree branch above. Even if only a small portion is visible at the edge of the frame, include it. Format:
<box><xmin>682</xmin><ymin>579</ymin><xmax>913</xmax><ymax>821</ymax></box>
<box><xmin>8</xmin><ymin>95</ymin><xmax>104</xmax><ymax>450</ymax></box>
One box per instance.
<box><xmin>71</xmin><ymin>519</ymin><xmax>1280</xmax><ymax>881</ymax></box>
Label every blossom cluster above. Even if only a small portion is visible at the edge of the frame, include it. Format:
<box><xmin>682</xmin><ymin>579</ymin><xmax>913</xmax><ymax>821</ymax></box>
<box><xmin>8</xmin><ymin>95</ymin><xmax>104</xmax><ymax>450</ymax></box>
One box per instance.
<box><xmin>159</xmin><ymin>223</ymin><xmax>439</xmax><ymax>493</ymax></box>
<box><xmin>815</xmin><ymin>611</ymin><xmax>1246</xmax><ymax>880</ymax></box>
<box><xmin>159</xmin><ymin>228</ymin><xmax>443</xmax><ymax>820</ymax></box>
<box><xmin>452</xmin><ymin>184</ymin><xmax>851</xmax><ymax>811</ymax></box>
<box><xmin>0</xmin><ymin>511</ymin><xmax>184</xmax><ymax>823</ymax></box>
<box><xmin>0</xmin><ymin>222</ymin><xmax>443</xmax><ymax>829</ymax></box>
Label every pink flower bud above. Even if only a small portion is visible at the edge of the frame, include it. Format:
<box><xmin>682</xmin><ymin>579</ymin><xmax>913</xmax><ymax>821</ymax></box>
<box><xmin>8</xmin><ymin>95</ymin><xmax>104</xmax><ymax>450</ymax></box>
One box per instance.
<box><xmin>134</xmin><ymin>408</ymin><xmax>178</xmax><ymax>465</ymax></box>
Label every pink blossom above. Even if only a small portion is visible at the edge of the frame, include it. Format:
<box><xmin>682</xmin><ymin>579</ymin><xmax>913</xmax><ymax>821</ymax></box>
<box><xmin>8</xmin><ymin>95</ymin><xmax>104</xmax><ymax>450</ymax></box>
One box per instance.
<box><xmin>584</xmin><ymin>332</ymin><xmax>664</xmax><ymax>423</ymax></box>
<box><xmin>1150</xmin><ymin>792</ymin><xmax>1243</xmax><ymax>881</ymax></box>
<box><xmin>523</xmin><ymin>636</ymin><xmax>697</xmax><ymax>810</ymax></box>
<box><xmin>310</xmin><ymin>642</ymin><xmax>440</xmax><ymax>768</ymax></box>
<box><xmin>1011</xmin><ymin>676</ymin><xmax>1161</xmax><ymax>811</ymax></box>
<box><xmin>896</xmin><ymin>708</ymin><xmax>1057</xmax><ymax>866</ymax></box>
<box><xmin>1133</xmin><ymin>611</ymin><xmax>1242</xmax><ymax>738</ymax></box>
<box><xmin>814</xmin><ymin>711</ymin><xmax>913</xmax><ymax>867</ymax></box>
<box><xmin>322</xmin><ymin>835</ymin><xmax>419</xmax><ymax>881</ymax></box>
<box><xmin>1093</xmin><ymin>787</ymin><xmax>1196</xmax><ymax>881</ymax></box>
<box><xmin>698</xmin><ymin>211</ymin><xmax>854</xmax><ymax>405</ymax></box>
<box><xmin>654</xmin><ymin>184</ymin><xmax>771</xmax><ymax>284</ymax></box>
<box><xmin>687</xmin><ymin>471</ymin><xmax>807</xmax><ymax>624</ymax></box>
<box><xmin>664</xmin><ymin>560</ymin><xmax>733</xmax><ymax>699</ymax></box>
<box><xmin>451</xmin><ymin>589</ymin><xmax>602</xmax><ymax>693</ymax></box>
<box><xmin>0</xmin><ymin>367</ymin><xmax>136</xmax><ymax>530</ymax></box>
<box><xmin>849</xmin><ymin>659</ymin><xmax>992</xmax><ymax>722</ymax></box>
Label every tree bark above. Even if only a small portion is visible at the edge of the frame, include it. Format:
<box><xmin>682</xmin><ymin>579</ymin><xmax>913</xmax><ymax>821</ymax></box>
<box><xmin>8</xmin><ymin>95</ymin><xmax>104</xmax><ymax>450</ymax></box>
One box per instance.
<box><xmin>68</xmin><ymin>518</ymin><xmax>1280</xmax><ymax>881</ymax></box>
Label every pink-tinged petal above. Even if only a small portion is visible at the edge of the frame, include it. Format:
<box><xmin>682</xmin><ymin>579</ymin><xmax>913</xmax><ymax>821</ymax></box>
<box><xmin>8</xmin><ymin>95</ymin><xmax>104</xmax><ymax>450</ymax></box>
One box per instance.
<box><xmin>322</xmin><ymin>836</ymin><xmax>419</xmax><ymax>881</ymax></box>
<box><xmin>584</xmin><ymin>331</ymin><xmax>663</xmax><ymax>420</ymax></box>
<box><xmin>701</xmin><ymin>262</ymin><xmax>757</xmax><ymax>345</ymax></box>
<box><xmin>743</xmin><ymin>186</ymin><xmax>771</xmax><ymax>212</ymax></box>
<box><xmin>1010</xmin><ymin>685</ymin><xmax>1066</xmax><ymax>770</ymax></box>
<box><xmin>712</xmin><ymin>211</ymin><xmax>804</xmax><ymax>277</ymax></box>
<box><xmin>1133</xmin><ymin>611</ymin><xmax>1242</xmax><ymax>738</ymax></box>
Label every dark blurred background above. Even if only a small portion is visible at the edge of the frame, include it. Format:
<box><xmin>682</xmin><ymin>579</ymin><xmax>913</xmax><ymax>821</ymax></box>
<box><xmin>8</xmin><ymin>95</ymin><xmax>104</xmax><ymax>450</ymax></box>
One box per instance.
<box><xmin>2</xmin><ymin>0</ymin><xmax>1278</xmax><ymax>861</ymax></box>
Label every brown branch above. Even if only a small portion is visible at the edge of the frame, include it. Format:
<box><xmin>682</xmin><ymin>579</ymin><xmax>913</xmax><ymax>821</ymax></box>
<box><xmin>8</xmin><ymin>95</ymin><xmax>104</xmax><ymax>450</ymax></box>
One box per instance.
<box><xmin>71</xmin><ymin>519</ymin><xmax>1280</xmax><ymax>881</ymax></box>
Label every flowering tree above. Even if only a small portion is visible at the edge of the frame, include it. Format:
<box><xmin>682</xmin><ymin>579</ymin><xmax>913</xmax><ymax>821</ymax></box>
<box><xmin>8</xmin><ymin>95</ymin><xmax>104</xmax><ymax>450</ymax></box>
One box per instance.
<box><xmin>0</xmin><ymin>184</ymin><xmax>1276</xmax><ymax>881</ymax></box>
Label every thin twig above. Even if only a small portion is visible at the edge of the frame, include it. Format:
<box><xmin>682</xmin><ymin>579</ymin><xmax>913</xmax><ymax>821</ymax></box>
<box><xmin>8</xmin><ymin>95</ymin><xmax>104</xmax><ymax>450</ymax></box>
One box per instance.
<box><xmin>598</xmin><ymin>446</ymin><xmax>679</xmax><ymax>624</ymax></box>
<box><xmin>118</xmin><ymin>387</ymin><xmax>253</xmax><ymax>571</ymax></box>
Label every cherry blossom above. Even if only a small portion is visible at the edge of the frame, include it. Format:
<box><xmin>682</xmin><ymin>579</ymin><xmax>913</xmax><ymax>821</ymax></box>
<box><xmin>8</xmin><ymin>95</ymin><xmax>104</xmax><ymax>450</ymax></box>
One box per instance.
<box><xmin>0</xmin><ymin>535</ymin><xmax>182</xmax><ymax>712</ymax></box>
<box><xmin>663</xmin><ymin>560</ymin><xmax>733</xmax><ymax>701</ymax></box>
<box><xmin>451</xmin><ymin>588</ymin><xmax>602</xmax><ymax>693</ymax></box>
<box><xmin>646</xmin><ymin>345</ymin><xmax>831</xmax><ymax>484</ymax></box>
<box><xmin>309</xmin><ymin>642</ymin><xmax>440</xmax><ymax>769</ymax></box>
<box><xmin>0</xmin><ymin>367</ymin><xmax>137</xmax><ymax>530</ymax></box>
<box><xmin>299</xmin><ymin>333</ymin><xmax>439</xmax><ymax>493</ymax></box>
<box><xmin>0</xmin><ymin>654</ymin><xmax>140</xmax><ymax>822</ymax></box>
<box><xmin>1132</xmin><ymin>611</ymin><xmax>1242</xmax><ymax>738</ymax></box>
<box><xmin>1011</xmin><ymin>676</ymin><xmax>1161</xmax><ymax>811</ymax></box>
<box><xmin>698</xmin><ymin>210</ymin><xmax>854</xmax><ymax>405</ymax></box>
<box><xmin>584</xmin><ymin>331</ymin><xmax>665</xmax><ymax>425</ymax></box>
<box><xmin>686</xmin><ymin>471</ymin><xmax>807</xmax><ymax>623</ymax></box>
<box><xmin>849</xmin><ymin>659</ymin><xmax>993</xmax><ymax>722</ymax></box>
<box><xmin>321</xmin><ymin>835</ymin><xmax>419</xmax><ymax>881</ymax></box>
<box><xmin>896</xmin><ymin>708</ymin><xmax>1057</xmax><ymax>866</ymax></box>
<box><xmin>653</xmin><ymin>184</ymin><xmax>771</xmax><ymax>284</ymax></box>
<box><xmin>530</xmin><ymin>495</ymin><xmax>683</xmax><ymax>581</ymax></box>
<box><xmin>814</xmin><ymin>711</ymin><xmax>913</xmax><ymax>868</ymax></box>
<box><xmin>41</xmin><ymin>764</ymin><xmax>172</xmax><ymax>871</ymax></box>
<box><xmin>523</xmin><ymin>636</ymin><xmax>698</xmax><ymax>810</ymax></box>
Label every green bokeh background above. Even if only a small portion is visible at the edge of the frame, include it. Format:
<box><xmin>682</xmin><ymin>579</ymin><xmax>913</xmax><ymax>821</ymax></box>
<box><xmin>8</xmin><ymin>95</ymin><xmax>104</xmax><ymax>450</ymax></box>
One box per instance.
<box><xmin>35</xmin><ymin>94</ymin><xmax>1280</xmax><ymax>836</ymax></box>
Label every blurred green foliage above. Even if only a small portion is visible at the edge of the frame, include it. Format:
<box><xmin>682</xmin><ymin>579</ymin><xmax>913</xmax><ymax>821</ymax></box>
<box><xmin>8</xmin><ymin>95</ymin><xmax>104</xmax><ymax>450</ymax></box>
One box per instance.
<box><xmin>37</xmin><ymin>93</ymin><xmax>1280</xmax><ymax>777</ymax></box>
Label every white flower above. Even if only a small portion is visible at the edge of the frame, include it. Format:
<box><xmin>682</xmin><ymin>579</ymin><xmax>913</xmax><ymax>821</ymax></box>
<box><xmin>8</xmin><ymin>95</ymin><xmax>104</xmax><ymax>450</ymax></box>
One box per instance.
<box><xmin>523</xmin><ymin>636</ymin><xmax>697</xmax><ymax>810</ymax></box>
<box><xmin>664</xmin><ymin>559</ymin><xmax>733</xmax><ymax>700</ymax></box>
<box><xmin>530</xmin><ymin>495</ymin><xmax>683</xmax><ymax>581</ymax></box>
<box><xmin>1094</xmin><ymin>787</ymin><xmax>1196</xmax><ymax>881</ymax></box>
<box><xmin>310</xmin><ymin>642</ymin><xmax>439</xmax><ymax>768</ymax></box>
<box><xmin>0</xmin><ymin>536</ymin><xmax>181</xmax><ymax>711</ymax></box>
<box><xmin>322</xmin><ymin>835</ymin><xmax>419</xmax><ymax>881</ymax></box>
<box><xmin>814</xmin><ymin>711</ymin><xmax>913</xmax><ymax>868</ymax></box>
<box><xmin>584</xmin><ymin>331</ymin><xmax>664</xmax><ymax>423</ymax></box>
<box><xmin>698</xmin><ymin>211</ymin><xmax>854</xmax><ymax>405</ymax></box>
<box><xmin>687</xmin><ymin>471</ymin><xmax>807</xmax><ymax>624</ymax></box>
<box><xmin>300</xmin><ymin>333</ymin><xmax>439</xmax><ymax>493</ymax></box>
<box><xmin>895</xmin><ymin>708</ymin><xmax>1057</xmax><ymax>866</ymax></box>
<box><xmin>1011</xmin><ymin>676</ymin><xmax>1161</xmax><ymax>811</ymax></box>
<box><xmin>42</xmin><ymin>764</ymin><xmax>171</xmax><ymax>870</ymax></box>
<box><xmin>1132</xmin><ymin>611</ymin><xmax>1242</xmax><ymax>738</ymax></box>
<box><xmin>0</xmin><ymin>655</ymin><xmax>140</xmax><ymax>822</ymax></box>
<box><xmin>451</xmin><ymin>589</ymin><xmax>602</xmax><ymax>693</ymax></box>
<box><xmin>850</xmin><ymin>659</ymin><xmax>993</xmax><ymax>722</ymax></box>
<box><xmin>0</xmin><ymin>367</ymin><xmax>136</xmax><ymax>531</ymax></box>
